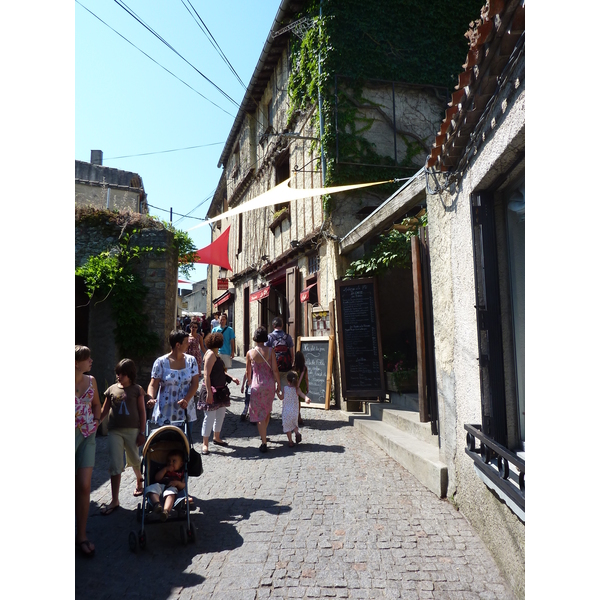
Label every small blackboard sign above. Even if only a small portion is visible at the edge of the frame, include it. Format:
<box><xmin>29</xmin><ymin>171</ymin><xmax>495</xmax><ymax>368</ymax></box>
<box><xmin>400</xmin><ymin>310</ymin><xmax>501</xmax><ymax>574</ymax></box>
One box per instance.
<box><xmin>298</xmin><ymin>337</ymin><xmax>333</xmax><ymax>409</ymax></box>
<box><xmin>335</xmin><ymin>278</ymin><xmax>385</xmax><ymax>398</ymax></box>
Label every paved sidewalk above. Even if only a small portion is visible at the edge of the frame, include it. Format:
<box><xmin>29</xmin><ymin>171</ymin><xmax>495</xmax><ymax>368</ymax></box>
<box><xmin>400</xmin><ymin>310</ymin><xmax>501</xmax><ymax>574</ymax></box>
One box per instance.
<box><xmin>76</xmin><ymin>361</ymin><xmax>517</xmax><ymax>600</ymax></box>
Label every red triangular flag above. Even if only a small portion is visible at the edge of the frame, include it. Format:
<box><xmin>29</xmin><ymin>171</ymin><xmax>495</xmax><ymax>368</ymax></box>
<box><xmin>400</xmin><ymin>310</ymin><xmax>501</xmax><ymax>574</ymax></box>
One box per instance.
<box><xmin>192</xmin><ymin>226</ymin><xmax>232</xmax><ymax>271</ymax></box>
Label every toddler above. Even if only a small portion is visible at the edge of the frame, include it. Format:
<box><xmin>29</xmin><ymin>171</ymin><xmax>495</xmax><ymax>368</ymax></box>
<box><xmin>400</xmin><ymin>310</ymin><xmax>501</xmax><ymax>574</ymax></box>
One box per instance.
<box><xmin>281</xmin><ymin>371</ymin><xmax>310</xmax><ymax>447</ymax></box>
<box><xmin>145</xmin><ymin>449</ymin><xmax>186</xmax><ymax>521</ymax></box>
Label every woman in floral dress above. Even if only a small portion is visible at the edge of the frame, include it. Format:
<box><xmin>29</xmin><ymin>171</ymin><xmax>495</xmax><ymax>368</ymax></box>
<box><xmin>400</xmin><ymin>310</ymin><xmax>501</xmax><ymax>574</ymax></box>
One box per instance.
<box><xmin>147</xmin><ymin>330</ymin><xmax>199</xmax><ymax>442</ymax></box>
<box><xmin>187</xmin><ymin>321</ymin><xmax>206</xmax><ymax>374</ymax></box>
<box><xmin>246</xmin><ymin>326</ymin><xmax>281</xmax><ymax>453</ymax></box>
<box><xmin>75</xmin><ymin>345</ymin><xmax>102</xmax><ymax>557</ymax></box>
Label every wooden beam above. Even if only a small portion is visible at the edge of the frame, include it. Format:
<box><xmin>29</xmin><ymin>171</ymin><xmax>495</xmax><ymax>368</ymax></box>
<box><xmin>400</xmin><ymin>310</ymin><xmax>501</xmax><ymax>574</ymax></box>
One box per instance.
<box><xmin>411</xmin><ymin>236</ymin><xmax>428</xmax><ymax>422</ymax></box>
<box><xmin>338</xmin><ymin>170</ymin><xmax>426</xmax><ymax>255</ymax></box>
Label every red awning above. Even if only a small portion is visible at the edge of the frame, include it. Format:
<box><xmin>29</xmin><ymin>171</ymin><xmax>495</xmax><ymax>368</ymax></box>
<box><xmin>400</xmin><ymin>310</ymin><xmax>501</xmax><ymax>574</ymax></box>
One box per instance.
<box><xmin>213</xmin><ymin>291</ymin><xmax>232</xmax><ymax>307</ymax></box>
<box><xmin>250</xmin><ymin>286</ymin><xmax>270</xmax><ymax>302</ymax></box>
<box><xmin>300</xmin><ymin>283</ymin><xmax>318</xmax><ymax>303</ymax></box>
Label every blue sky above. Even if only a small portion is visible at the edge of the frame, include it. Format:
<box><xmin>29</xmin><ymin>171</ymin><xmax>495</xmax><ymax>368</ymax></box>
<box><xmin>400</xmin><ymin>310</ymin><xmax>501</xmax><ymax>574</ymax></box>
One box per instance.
<box><xmin>75</xmin><ymin>0</ymin><xmax>283</xmax><ymax>286</ymax></box>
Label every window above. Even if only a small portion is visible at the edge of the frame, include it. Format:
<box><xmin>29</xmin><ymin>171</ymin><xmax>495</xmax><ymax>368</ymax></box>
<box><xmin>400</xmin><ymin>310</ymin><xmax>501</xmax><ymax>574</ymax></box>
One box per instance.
<box><xmin>308</xmin><ymin>253</ymin><xmax>320</xmax><ymax>275</ymax></box>
<box><xmin>471</xmin><ymin>178</ymin><xmax>524</xmax><ymax>451</ymax></box>
<box><xmin>232</xmin><ymin>143</ymin><xmax>240</xmax><ymax>177</ymax></box>
<box><xmin>274</xmin><ymin>150</ymin><xmax>291</xmax><ymax>214</ymax></box>
<box><xmin>237</xmin><ymin>213</ymin><xmax>243</xmax><ymax>255</ymax></box>
<box><xmin>267</xmin><ymin>98</ymin><xmax>274</xmax><ymax>128</ymax></box>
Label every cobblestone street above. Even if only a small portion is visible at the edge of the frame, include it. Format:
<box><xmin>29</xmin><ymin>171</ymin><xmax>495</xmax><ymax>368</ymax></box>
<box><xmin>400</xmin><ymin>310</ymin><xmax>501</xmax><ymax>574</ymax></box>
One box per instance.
<box><xmin>76</xmin><ymin>362</ymin><xmax>516</xmax><ymax>600</ymax></box>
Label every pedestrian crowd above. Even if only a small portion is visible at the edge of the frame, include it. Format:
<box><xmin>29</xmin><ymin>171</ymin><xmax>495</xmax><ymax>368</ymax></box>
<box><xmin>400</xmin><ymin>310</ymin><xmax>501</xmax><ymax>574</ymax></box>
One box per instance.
<box><xmin>75</xmin><ymin>314</ymin><xmax>311</xmax><ymax>558</ymax></box>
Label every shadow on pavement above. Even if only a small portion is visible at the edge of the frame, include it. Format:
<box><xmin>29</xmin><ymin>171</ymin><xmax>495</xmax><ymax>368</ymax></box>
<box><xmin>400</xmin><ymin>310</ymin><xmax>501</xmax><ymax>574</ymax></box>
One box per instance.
<box><xmin>76</xmin><ymin>497</ymin><xmax>290</xmax><ymax>600</ymax></box>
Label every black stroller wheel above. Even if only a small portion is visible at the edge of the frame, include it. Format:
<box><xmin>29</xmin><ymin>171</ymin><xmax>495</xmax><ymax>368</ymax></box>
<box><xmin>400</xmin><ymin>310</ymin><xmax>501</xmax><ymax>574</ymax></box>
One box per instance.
<box><xmin>128</xmin><ymin>531</ymin><xmax>137</xmax><ymax>553</ymax></box>
<box><xmin>139</xmin><ymin>531</ymin><xmax>147</xmax><ymax>550</ymax></box>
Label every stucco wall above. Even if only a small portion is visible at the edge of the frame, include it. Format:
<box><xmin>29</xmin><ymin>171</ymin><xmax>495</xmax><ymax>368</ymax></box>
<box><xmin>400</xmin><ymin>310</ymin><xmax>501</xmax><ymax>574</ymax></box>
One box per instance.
<box><xmin>426</xmin><ymin>73</ymin><xmax>525</xmax><ymax>598</ymax></box>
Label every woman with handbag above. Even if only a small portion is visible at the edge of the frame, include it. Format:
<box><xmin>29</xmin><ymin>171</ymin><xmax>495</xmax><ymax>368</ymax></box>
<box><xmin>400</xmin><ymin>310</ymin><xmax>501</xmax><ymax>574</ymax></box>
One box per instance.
<box><xmin>197</xmin><ymin>332</ymin><xmax>239</xmax><ymax>455</ymax></box>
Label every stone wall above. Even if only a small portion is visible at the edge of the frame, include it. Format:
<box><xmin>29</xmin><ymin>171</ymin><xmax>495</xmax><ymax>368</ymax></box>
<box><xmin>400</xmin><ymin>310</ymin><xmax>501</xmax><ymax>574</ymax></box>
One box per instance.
<box><xmin>75</xmin><ymin>216</ymin><xmax>177</xmax><ymax>393</ymax></box>
<box><xmin>426</xmin><ymin>76</ymin><xmax>525</xmax><ymax>598</ymax></box>
<box><xmin>75</xmin><ymin>182</ymin><xmax>141</xmax><ymax>213</ymax></box>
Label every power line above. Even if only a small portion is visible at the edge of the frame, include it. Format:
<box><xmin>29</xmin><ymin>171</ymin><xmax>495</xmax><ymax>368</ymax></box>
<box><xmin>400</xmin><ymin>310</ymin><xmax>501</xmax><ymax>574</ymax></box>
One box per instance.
<box><xmin>75</xmin><ymin>1</ymin><xmax>235</xmax><ymax>118</ymax></box>
<box><xmin>112</xmin><ymin>0</ymin><xmax>241</xmax><ymax>108</ymax></box>
<box><xmin>104</xmin><ymin>142</ymin><xmax>224</xmax><ymax>160</ymax></box>
<box><xmin>148</xmin><ymin>203</ymin><xmax>207</xmax><ymax>221</ymax></box>
<box><xmin>180</xmin><ymin>0</ymin><xmax>247</xmax><ymax>91</ymax></box>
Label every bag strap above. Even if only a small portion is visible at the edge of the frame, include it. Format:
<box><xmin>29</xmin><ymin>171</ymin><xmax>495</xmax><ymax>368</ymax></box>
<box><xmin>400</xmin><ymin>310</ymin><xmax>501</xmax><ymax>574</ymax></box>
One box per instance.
<box><xmin>254</xmin><ymin>347</ymin><xmax>273</xmax><ymax>371</ymax></box>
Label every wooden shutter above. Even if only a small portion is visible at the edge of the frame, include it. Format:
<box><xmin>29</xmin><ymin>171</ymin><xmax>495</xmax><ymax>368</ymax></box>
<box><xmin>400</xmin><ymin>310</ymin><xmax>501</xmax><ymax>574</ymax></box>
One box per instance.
<box><xmin>286</xmin><ymin>266</ymin><xmax>299</xmax><ymax>344</ymax></box>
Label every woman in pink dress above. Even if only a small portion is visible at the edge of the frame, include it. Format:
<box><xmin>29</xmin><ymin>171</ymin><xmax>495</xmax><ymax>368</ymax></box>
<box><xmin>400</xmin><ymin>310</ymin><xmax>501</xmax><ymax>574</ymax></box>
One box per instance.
<box><xmin>246</xmin><ymin>326</ymin><xmax>281</xmax><ymax>453</ymax></box>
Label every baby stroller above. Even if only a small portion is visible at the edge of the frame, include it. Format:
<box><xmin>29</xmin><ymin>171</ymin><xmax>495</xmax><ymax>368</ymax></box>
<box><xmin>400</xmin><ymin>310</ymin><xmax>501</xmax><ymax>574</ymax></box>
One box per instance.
<box><xmin>129</xmin><ymin>419</ymin><xmax>202</xmax><ymax>552</ymax></box>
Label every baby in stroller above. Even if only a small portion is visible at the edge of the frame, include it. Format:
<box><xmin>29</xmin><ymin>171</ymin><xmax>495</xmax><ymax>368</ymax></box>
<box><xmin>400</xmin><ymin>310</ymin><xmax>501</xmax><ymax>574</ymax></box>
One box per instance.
<box><xmin>145</xmin><ymin>449</ymin><xmax>186</xmax><ymax>521</ymax></box>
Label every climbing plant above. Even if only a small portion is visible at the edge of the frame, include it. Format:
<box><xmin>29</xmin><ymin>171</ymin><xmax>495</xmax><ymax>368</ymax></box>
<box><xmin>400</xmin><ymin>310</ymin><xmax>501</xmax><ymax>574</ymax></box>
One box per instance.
<box><xmin>76</xmin><ymin>208</ymin><xmax>197</xmax><ymax>357</ymax></box>
<box><xmin>344</xmin><ymin>214</ymin><xmax>427</xmax><ymax>279</ymax></box>
<box><xmin>287</xmin><ymin>0</ymin><xmax>484</xmax><ymax>211</ymax></box>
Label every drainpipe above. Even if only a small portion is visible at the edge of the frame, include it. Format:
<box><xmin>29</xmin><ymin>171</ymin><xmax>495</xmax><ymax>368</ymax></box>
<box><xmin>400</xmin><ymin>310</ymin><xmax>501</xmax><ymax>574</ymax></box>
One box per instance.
<box><xmin>318</xmin><ymin>0</ymin><xmax>326</xmax><ymax>184</ymax></box>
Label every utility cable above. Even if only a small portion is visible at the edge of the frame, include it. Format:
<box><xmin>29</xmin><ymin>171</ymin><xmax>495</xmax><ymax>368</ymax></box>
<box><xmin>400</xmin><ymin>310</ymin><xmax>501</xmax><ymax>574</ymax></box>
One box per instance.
<box><xmin>76</xmin><ymin>1</ymin><xmax>235</xmax><ymax>117</ymax></box>
<box><xmin>112</xmin><ymin>0</ymin><xmax>240</xmax><ymax>108</ymax></box>
<box><xmin>104</xmin><ymin>142</ymin><xmax>224</xmax><ymax>160</ymax></box>
<box><xmin>180</xmin><ymin>0</ymin><xmax>247</xmax><ymax>91</ymax></box>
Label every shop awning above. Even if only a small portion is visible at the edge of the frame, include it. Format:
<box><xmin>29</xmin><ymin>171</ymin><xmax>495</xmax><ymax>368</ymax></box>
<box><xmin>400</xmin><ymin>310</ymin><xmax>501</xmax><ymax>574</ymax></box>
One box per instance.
<box><xmin>300</xmin><ymin>283</ymin><xmax>318</xmax><ymax>303</ymax></box>
<box><xmin>250</xmin><ymin>286</ymin><xmax>270</xmax><ymax>302</ymax></box>
<box><xmin>213</xmin><ymin>290</ymin><xmax>233</xmax><ymax>307</ymax></box>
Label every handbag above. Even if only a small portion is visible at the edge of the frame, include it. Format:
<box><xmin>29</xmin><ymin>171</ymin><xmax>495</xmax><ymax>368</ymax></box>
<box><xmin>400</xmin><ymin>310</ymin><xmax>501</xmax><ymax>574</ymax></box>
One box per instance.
<box><xmin>212</xmin><ymin>385</ymin><xmax>230</xmax><ymax>403</ymax></box>
<box><xmin>188</xmin><ymin>446</ymin><xmax>204</xmax><ymax>477</ymax></box>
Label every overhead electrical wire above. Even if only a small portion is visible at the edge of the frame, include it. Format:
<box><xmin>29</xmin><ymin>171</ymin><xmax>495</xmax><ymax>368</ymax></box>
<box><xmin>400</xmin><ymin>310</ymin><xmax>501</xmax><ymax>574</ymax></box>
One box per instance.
<box><xmin>104</xmin><ymin>142</ymin><xmax>224</xmax><ymax>160</ymax></box>
<box><xmin>112</xmin><ymin>0</ymin><xmax>240</xmax><ymax>108</ymax></box>
<box><xmin>179</xmin><ymin>0</ymin><xmax>247</xmax><ymax>91</ymax></box>
<box><xmin>75</xmin><ymin>1</ymin><xmax>235</xmax><ymax>117</ymax></box>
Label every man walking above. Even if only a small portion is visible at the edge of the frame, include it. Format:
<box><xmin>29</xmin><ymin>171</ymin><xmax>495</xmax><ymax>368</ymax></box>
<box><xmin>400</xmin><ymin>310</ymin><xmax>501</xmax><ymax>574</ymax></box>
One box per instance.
<box><xmin>212</xmin><ymin>313</ymin><xmax>235</xmax><ymax>368</ymax></box>
<box><xmin>266</xmin><ymin>317</ymin><xmax>294</xmax><ymax>376</ymax></box>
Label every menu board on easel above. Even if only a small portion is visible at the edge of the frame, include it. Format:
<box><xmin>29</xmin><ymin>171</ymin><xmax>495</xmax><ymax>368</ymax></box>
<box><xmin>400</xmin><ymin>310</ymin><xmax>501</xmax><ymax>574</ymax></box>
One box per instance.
<box><xmin>297</xmin><ymin>336</ymin><xmax>334</xmax><ymax>409</ymax></box>
<box><xmin>335</xmin><ymin>277</ymin><xmax>385</xmax><ymax>398</ymax></box>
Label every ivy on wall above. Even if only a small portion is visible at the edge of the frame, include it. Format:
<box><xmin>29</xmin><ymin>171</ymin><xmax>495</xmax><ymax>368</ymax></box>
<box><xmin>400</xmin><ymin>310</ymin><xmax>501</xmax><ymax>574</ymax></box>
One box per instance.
<box><xmin>75</xmin><ymin>208</ymin><xmax>197</xmax><ymax>357</ymax></box>
<box><xmin>287</xmin><ymin>0</ymin><xmax>484</xmax><ymax>210</ymax></box>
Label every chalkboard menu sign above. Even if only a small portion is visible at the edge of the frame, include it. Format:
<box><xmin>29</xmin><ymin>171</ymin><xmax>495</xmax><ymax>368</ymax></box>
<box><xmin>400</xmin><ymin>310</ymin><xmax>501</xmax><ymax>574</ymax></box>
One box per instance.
<box><xmin>298</xmin><ymin>337</ymin><xmax>333</xmax><ymax>408</ymax></box>
<box><xmin>335</xmin><ymin>278</ymin><xmax>385</xmax><ymax>397</ymax></box>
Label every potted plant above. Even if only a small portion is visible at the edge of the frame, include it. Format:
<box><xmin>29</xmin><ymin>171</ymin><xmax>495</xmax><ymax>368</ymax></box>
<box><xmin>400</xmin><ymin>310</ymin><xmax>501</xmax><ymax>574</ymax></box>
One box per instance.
<box><xmin>383</xmin><ymin>351</ymin><xmax>418</xmax><ymax>393</ymax></box>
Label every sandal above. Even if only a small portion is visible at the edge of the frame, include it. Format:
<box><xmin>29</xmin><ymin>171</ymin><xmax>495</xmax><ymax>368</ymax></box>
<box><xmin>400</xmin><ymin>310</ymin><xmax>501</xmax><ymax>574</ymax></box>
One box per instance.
<box><xmin>259</xmin><ymin>443</ymin><xmax>268</xmax><ymax>453</ymax></box>
<box><xmin>288</xmin><ymin>441</ymin><xmax>295</xmax><ymax>447</ymax></box>
<box><xmin>213</xmin><ymin>439</ymin><xmax>229</xmax><ymax>447</ymax></box>
<box><xmin>76</xmin><ymin>539</ymin><xmax>95</xmax><ymax>557</ymax></box>
<box><xmin>133</xmin><ymin>478</ymin><xmax>144</xmax><ymax>496</ymax></box>
<box><xmin>100</xmin><ymin>503</ymin><xmax>120</xmax><ymax>516</ymax></box>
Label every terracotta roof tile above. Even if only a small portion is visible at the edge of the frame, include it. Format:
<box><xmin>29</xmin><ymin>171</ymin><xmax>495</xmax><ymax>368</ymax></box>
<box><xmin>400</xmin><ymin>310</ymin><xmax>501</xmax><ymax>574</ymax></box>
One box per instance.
<box><xmin>426</xmin><ymin>0</ymin><xmax>525</xmax><ymax>175</ymax></box>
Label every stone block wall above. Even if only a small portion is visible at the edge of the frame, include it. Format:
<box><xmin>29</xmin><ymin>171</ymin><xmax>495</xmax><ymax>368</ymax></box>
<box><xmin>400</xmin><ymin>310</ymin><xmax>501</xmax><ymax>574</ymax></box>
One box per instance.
<box><xmin>75</xmin><ymin>217</ymin><xmax>177</xmax><ymax>393</ymax></box>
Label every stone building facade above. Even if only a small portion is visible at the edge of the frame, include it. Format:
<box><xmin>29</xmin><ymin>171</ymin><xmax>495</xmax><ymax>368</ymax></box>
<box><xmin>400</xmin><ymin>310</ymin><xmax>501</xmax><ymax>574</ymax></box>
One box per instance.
<box><xmin>75</xmin><ymin>149</ymin><xmax>148</xmax><ymax>214</ymax></box>
<box><xmin>205</xmin><ymin>0</ymin><xmax>452</xmax><ymax>386</ymax></box>
<box><xmin>335</xmin><ymin>2</ymin><xmax>526</xmax><ymax>597</ymax></box>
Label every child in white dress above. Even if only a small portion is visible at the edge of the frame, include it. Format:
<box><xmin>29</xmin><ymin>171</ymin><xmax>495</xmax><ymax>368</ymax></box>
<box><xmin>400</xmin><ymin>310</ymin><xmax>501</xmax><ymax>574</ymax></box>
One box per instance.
<box><xmin>281</xmin><ymin>371</ymin><xmax>311</xmax><ymax>447</ymax></box>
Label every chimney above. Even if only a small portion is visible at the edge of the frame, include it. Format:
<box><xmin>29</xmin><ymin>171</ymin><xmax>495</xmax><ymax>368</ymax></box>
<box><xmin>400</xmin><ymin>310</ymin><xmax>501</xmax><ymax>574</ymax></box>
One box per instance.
<box><xmin>90</xmin><ymin>150</ymin><xmax>103</xmax><ymax>165</ymax></box>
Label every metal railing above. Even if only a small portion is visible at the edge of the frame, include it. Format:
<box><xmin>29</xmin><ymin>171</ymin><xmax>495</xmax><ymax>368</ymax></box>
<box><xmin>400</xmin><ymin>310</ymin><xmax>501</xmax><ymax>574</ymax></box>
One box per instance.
<box><xmin>464</xmin><ymin>424</ymin><xmax>524</xmax><ymax>513</ymax></box>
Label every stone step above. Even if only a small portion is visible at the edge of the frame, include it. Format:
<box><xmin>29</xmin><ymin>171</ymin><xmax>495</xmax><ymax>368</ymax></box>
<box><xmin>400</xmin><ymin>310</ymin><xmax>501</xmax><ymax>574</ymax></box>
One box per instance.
<box><xmin>368</xmin><ymin>405</ymin><xmax>439</xmax><ymax>447</ymax></box>
<box><xmin>387</xmin><ymin>391</ymin><xmax>419</xmax><ymax>411</ymax></box>
<box><xmin>355</xmin><ymin>418</ymin><xmax>448</xmax><ymax>498</ymax></box>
